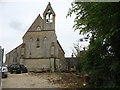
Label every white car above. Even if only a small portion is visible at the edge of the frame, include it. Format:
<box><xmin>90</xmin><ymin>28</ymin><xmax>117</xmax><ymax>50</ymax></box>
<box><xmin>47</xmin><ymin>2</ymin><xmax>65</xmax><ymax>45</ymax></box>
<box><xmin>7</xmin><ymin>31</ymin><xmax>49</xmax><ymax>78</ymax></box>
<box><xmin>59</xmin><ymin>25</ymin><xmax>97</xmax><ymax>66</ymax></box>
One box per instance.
<box><xmin>1</xmin><ymin>66</ymin><xmax>8</xmax><ymax>78</ymax></box>
<box><xmin>0</xmin><ymin>67</ymin><xmax>1</xmax><ymax>89</ymax></box>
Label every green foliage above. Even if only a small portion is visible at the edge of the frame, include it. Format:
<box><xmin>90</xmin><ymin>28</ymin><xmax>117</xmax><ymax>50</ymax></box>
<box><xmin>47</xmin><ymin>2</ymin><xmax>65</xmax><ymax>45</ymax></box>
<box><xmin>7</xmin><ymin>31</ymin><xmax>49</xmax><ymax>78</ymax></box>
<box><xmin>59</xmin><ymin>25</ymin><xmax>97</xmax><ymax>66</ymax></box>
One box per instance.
<box><xmin>68</xmin><ymin>2</ymin><xmax>120</xmax><ymax>88</ymax></box>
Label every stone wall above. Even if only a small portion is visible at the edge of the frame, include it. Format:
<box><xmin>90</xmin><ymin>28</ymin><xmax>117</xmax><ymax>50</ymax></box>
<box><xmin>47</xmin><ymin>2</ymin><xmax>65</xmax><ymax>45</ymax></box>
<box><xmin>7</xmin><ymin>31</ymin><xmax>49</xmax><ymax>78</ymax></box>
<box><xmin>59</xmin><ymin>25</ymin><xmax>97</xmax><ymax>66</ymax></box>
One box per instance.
<box><xmin>23</xmin><ymin>30</ymin><xmax>58</xmax><ymax>59</ymax></box>
<box><xmin>57</xmin><ymin>43</ymin><xmax>67</xmax><ymax>71</ymax></box>
<box><xmin>24</xmin><ymin>58</ymin><xmax>50</xmax><ymax>72</ymax></box>
<box><xmin>24</xmin><ymin>58</ymin><xmax>61</xmax><ymax>72</ymax></box>
<box><xmin>6</xmin><ymin>44</ymin><xmax>22</xmax><ymax>66</ymax></box>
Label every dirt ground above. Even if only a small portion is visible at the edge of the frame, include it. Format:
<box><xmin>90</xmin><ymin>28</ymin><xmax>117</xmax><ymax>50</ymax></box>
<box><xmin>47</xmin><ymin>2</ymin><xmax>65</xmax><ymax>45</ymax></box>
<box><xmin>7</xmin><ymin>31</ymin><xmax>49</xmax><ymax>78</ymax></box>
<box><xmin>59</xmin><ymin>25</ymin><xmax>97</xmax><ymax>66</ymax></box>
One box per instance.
<box><xmin>2</xmin><ymin>72</ymin><xmax>84</xmax><ymax>88</ymax></box>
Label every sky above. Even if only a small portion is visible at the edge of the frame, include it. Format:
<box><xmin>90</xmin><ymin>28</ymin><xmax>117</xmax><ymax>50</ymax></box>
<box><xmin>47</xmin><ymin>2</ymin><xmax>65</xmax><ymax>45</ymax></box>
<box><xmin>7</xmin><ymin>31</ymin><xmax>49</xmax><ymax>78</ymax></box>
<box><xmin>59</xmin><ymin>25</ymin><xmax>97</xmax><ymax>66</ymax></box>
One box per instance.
<box><xmin>0</xmin><ymin>0</ymin><xmax>89</xmax><ymax>62</ymax></box>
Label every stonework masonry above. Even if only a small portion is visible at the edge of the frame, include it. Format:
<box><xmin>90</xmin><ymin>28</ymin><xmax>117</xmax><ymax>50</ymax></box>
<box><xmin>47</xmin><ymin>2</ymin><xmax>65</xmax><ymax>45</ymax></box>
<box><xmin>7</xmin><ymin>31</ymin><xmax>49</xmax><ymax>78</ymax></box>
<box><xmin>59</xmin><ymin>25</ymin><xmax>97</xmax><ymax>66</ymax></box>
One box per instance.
<box><xmin>6</xmin><ymin>2</ymin><xmax>66</xmax><ymax>72</ymax></box>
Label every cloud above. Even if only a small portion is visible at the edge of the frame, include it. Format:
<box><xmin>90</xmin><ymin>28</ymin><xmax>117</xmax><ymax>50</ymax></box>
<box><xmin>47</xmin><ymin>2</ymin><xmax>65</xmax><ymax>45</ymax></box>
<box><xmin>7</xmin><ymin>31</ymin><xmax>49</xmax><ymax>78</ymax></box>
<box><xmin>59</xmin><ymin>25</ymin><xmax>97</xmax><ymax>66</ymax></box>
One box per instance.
<box><xmin>0</xmin><ymin>0</ymin><xmax>73</xmax><ymax>3</ymax></box>
<box><xmin>9</xmin><ymin>20</ymin><xmax>25</xmax><ymax>31</ymax></box>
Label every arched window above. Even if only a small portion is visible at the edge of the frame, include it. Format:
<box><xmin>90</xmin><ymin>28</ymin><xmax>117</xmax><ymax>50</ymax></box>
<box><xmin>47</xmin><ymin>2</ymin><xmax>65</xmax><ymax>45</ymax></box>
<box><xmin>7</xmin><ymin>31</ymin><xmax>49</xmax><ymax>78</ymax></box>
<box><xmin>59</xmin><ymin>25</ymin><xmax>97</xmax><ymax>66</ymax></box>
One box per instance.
<box><xmin>13</xmin><ymin>52</ymin><xmax>17</xmax><ymax>63</ymax></box>
<box><xmin>43</xmin><ymin>37</ymin><xmax>48</xmax><ymax>57</ymax></box>
<box><xmin>51</xmin><ymin>42</ymin><xmax>55</xmax><ymax>56</ymax></box>
<box><xmin>46</xmin><ymin>13</ymin><xmax>49</xmax><ymax>23</ymax></box>
<box><xmin>49</xmin><ymin>14</ymin><xmax>53</xmax><ymax>22</ymax></box>
<box><xmin>21</xmin><ymin>43</ymin><xmax>25</xmax><ymax>56</ymax></box>
<box><xmin>36</xmin><ymin>38</ymin><xmax>40</xmax><ymax>48</ymax></box>
<box><xmin>29</xmin><ymin>38</ymin><xmax>33</xmax><ymax>55</ymax></box>
<box><xmin>36</xmin><ymin>26</ymin><xmax>41</xmax><ymax>31</ymax></box>
<box><xmin>45</xmin><ymin>9</ymin><xmax>53</xmax><ymax>23</ymax></box>
<box><xmin>51</xmin><ymin>46</ymin><xmax>54</xmax><ymax>56</ymax></box>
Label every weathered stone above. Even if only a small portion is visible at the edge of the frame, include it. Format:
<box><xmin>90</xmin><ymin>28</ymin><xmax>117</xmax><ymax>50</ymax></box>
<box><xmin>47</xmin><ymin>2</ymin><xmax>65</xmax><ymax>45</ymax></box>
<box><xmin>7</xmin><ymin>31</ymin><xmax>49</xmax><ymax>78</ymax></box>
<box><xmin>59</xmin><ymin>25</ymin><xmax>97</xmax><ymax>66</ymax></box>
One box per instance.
<box><xmin>6</xmin><ymin>2</ymin><xmax>67</xmax><ymax>72</ymax></box>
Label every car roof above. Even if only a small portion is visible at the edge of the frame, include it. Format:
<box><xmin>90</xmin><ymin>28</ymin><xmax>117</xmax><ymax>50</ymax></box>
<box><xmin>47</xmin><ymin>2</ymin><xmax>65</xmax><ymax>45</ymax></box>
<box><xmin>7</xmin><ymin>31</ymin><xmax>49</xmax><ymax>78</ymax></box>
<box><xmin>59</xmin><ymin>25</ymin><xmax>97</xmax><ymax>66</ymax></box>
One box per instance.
<box><xmin>2</xmin><ymin>66</ymin><xmax>7</xmax><ymax>69</ymax></box>
<box><xmin>11</xmin><ymin>64</ymin><xmax>23</xmax><ymax>65</ymax></box>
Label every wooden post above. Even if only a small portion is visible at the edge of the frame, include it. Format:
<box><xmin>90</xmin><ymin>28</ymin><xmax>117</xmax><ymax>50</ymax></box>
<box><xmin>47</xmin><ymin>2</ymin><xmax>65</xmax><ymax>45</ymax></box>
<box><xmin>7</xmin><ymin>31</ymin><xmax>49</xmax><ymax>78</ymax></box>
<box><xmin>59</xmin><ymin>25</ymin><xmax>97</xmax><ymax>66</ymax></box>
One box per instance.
<box><xmin>83</xmin><ymin>74</ymin><xmax>89</xmax><ymax>86</ymax></box>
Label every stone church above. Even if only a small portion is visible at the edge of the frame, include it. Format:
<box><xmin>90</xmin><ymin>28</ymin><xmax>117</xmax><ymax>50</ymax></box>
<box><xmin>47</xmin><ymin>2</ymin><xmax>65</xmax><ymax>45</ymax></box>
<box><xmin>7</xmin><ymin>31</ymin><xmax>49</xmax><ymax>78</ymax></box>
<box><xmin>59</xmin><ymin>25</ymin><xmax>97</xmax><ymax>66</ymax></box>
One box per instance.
<box><xmin>6</xmin><ymin>2</ymin><xmax>66</xmax><ymax>72</ymax></box>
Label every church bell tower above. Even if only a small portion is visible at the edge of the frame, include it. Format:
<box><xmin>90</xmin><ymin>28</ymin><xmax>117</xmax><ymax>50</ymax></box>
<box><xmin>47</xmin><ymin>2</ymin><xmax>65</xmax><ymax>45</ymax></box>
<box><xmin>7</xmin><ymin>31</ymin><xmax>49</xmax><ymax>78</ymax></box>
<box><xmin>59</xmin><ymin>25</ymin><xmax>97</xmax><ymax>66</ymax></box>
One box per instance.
<box><xmin>43</xmin><ymin>2</ymin><xmax>55</xmax><ymax>30</ymax></box>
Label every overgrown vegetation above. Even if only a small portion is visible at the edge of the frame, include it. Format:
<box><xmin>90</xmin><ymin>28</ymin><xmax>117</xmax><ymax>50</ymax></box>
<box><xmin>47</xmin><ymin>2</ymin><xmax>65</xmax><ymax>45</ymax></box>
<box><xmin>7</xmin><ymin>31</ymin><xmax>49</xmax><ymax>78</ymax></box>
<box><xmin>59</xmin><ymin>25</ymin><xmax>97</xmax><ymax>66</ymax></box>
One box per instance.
<box><xmin>67</xmin><ymin>2</ymin><xmax>120</xmax><ymax>88</ymax></box>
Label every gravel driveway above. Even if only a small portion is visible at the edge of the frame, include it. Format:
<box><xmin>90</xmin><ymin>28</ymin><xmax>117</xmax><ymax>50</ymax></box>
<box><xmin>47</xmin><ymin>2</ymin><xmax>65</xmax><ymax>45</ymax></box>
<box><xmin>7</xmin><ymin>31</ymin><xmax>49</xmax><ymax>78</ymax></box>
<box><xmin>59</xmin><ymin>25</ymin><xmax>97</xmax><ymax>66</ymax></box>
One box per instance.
<box><xmin>2</xmin><ymin>73</ymin><xmax>61</xmax><ymax>88</ymax></box>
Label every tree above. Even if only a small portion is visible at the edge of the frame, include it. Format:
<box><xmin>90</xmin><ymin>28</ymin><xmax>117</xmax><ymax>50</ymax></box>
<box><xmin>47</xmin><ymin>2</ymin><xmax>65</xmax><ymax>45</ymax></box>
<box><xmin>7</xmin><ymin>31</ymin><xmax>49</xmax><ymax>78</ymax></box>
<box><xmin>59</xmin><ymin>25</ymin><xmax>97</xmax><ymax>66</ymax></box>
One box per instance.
<box><xmin>72</xmin><ymin>42</ymin><xmax>87</xmax><ymax>71</ymax></box>
<box><xmin>67</xmin><ymin>2</ymin><xmax>120</xmax><ymax>88</ymax></box>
